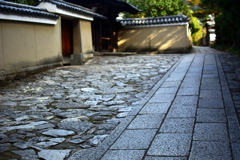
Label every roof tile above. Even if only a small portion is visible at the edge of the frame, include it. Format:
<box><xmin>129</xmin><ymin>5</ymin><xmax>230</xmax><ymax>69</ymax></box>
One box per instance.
<box><xmin>118</xmin><ymin>15</ymin><xmax>190</xmax><ymax>26</ymax></box>
<box><xmin>0</xmin><ymin>1</ymin><xmax>58</xmax><ymax>19</ymax></box>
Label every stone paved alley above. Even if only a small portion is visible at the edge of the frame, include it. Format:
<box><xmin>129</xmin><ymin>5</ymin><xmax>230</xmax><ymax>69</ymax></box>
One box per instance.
<box><xmin>0</xmin><ymin>54</ymin><xmax>182</xmax><ymax>159</ymax></box>
<box><xmin>0</xmin><ymin>47</ymin><xmax>240</xmax><ymax>160</ymax></box>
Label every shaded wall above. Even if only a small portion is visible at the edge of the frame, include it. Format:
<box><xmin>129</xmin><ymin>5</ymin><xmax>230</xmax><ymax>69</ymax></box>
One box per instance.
<box><xmin>0</xmin><ymin>19</ymin><xmax>61</xmax><ymax>79</ymax></box>
<box><xmin>118</xmin><ymin>25</ymin><xmax>192</xmax><ymax>53</ymax></box>
<box><xmin>79</xmin><ymin>20</ymin><xmax>93</xmax><ymax>60</ymax></box>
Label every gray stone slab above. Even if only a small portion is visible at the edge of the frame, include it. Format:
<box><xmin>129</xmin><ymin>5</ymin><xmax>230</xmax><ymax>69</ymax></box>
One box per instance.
<box><xmin>201</xmin><ymin>82</ymin><xmax>221</xmax><ymax>90</ymax></box>
<box><xmin>177</xmin><ymin>88</ymin><xmax>199</xmax><ymax>96</ymax></box>
<box><xmin>193</xmin><ymin>123</ymin><xmax>228</xmax><ymax>141</ymax></box>
<box><xmin>201</xmin><ymin>79</ymin><xmax>221</xmax><ymax>90</ymax></box>
<box><xmin>189</xmin><ymin>141</ymin><xmax>231</xmax><ymax>160</ymax></box>
<box><xmin>155</xmin><ymin>88</ymin><xmax>178</xmax><ymax>94</ymax></box>
<box><xmin>180</xmin><ymin>81</ymin><xmax>200</xmax><ymax>89</ymax></box>
<box><xmin>232</xmin><ymin>142</ymin><xmax>240</xmax><ymax>160</ymax></box>
<box><xmin>147</xmin><ymin>133</ymin><xmax>191</xmax><ymax>156</ymax></box>
<box><xmin>201</xmin><ymin>78</ymin><xmax>219</xmax><ymax>85</ymax></box>
<box><xmin>196</xmin><ymin>108</ymin><xmax>226</xmax><ymax>122</ymax></box>
<box><xmin>148</xmin><ymin>94</ymin><xmax>175</xmax><ymax>103</ymax></box>
<box><xmin>145</xmin><ymin>157</ymin><xmax>187</xmax><ymax>160</ymax></box>
<box><xmin>166</xmin><ymin>74</ymin><xmax>185</xmax><ymax>81</ymax></box>
<box><xmin>38</xmin><ymin>150</ymin><xmax>71</xmax><ymax>160</ymax></box>
<box><xmin>202</xmin><ymin>74</ymin><xmax>219</xmax><ymax>78</ymax></box>
<box><xmin>128</xmin><ymin>114</ymin><xmax>164</xmax><ymax>129</ymax></box>
<box><xmin>161</xmin><ymin>81</ymin><xmax>181</xmax><ymax>88</ymax></box>
<box><xmin>185</xmin><ymin>72</ymin><xmax>201</xmax><ymax>78</ymax></box>
<box><xmin>173</xmin><ymin>96</ymin><xmax>198</xmax><ymax>106</ymax></box>
<box><xmin>198</xmin><ymin>98</ymin><xmax>224</xmax><ymax>108</ymax></box>
<box><xmin>159</xmin><ymin>118</ymin><xmax>194</xmax><ymax>134</ymax></box>
<box><xmin>200</xmin><ymin>90</ymin><xmax>222</xmax><ymax>99</ymax></box>
<box><xmin>68</xmin><ymin>148</ymin><xmax>95</xmax><ymax>160</ymax></box>
<box><xmin>140</xmin><ymin>102</ymin><xmax>171</xmax><ymax>114</ymax></box>
<box><xmin>188</xmin><ymin>68</ymin><xmax>203</xmax><ymax>73</ymax></box>
<box><xmin>182</xmin><ymin>77</ymin><xmax>201</xmax><ymax>83</ymax></box>
<box><xmin>110</xmin><ymin>129</ymin><xmax>157</xmax><ymax>149</ymax></box>
<box><xmin>101</xmin><ymin>150</ymin><xmax>145</xmax><ymax>160</ymax></box>
<box><xmin>167</xmin><ymin>106</ymin><xmax>196</xmax><ymax>118</ymax></box>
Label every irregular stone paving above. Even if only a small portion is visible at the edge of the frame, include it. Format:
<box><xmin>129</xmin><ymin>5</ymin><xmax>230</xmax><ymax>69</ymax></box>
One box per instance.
<box><xmin>219</xmin><ymin>53</ymin><xmax>240</xmax><ymax>122</ymax></box>
<box><xmin>0</xmin><ymin>54</ymin><xmax>183</xmax><ymax>159</ymax></box>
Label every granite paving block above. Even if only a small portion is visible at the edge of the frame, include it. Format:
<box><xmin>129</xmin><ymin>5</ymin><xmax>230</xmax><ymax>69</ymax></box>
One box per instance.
<box><xmin>193</xmin><ymin>123</ymin><xmax>228</xmax><ymax>141</ymax></box>
<box><xmin>148</xmin><ymin>94</ymin><xmax>175</xmax><ymax>103</ymax></box>
<box><xmin>200</xmin><ymin>90</ymin><xmax>222</xmax><ymax>99</ymax></box>
<box><xmin>167</xmin><ymin>73</ymin><xmax>186</xmax><ymax>81</ymax></box>
<box><xmin>110</xmin><ymin>129</ymin><xmax>157</xmax><ymax>149</ymax></box>
<box><xmin>128</xmin><ymin>114</ymin><xmax>164</xmax><ymax>129</ymax></box>
<box><xmin>182</xmin><ymin>77</ymin><xmax>201</xmax><ymax>82</ymax></box>
<box><xmin>101</xmin><ymin>150</ymin><xmax>145</xmax><ymax>160</ymax></box>
<box><xmin>145</xmin><ymin>157</ymin><xmax>187</xmax><ymax>160</ymax></box>
<box><xmin>177</xmin><ymin>88</ymin><xmax>199</xmax><ymax>96</ymax></box>
<box><xmin>147</xmin><ymin>133</ymin><xmax>192</xmax><ymax>156</ymax></box>
<box><xmin>167</xmin><ymin>106</ymin><xmax>196</xmax><ymax>118</ymax></box>
<box><xmin>140</xmin><ymin>102</ymin><xmax>171</xmax><ymax>114</ymax></box>
<box><xmin>161</xmin><ymin>81</ymin><xmax>181</xmax><ymax>88</ymax></box>
<box><xmin>201</xmin><ymin>82</ymin><xmax>221</xmax><ymax>90</ymax></box>
<box><xmin>232</xmin><ymin>142</ymin><xmax>240</xmax><ymax>160</ymax></box>
<box><xmin>173</xmin><ymin>96</ymin><xmax>198</xmax><ymax>106</ymax></box>
<box><xmin>196</xmin><ymin>108</ymin><xmax>226</xmax><ymax>122</ymax></box>
<box><xmin>201</xmin><ymin>78</ymin><xmax>220</xmax><ymax>83</ymax></box>
<box><xmin>189</xmin><ymin>141</ymin><xmax>231</xmax><ymax>160</ymax></box>
<box><xmin>202</xmin><ymin>74</ymin><xmax>219</xmax><ymax>78</ymax></box>
<box><xmin>155</xmin><ymin>88</ymin><xmax>178</xmax><ymax>94</ymax></box>
<box><xmin>185</xmin><ymin>72</ymin><xmax>202</xmax><ymax>78</ymax></box>
<box><xmin>188</xmin><ymin>68</ymin><xmax>203</xmax><ymax>73</ymax></box>
<box><xmin>198</xmin><ymin>98</ymin><xmax>224</xmax><ymax>108</ymax></box>
<box><xmin>180</xmin><ymin>81</ymin><xmax>200</xmax><ymax>89</ymax></box>
<box><xmin>159</xmin><ymin>118</ymin><xmax>194</xmax><ymax>133</ymax></box>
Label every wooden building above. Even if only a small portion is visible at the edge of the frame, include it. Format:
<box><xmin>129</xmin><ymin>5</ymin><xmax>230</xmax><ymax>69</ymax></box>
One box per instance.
<box><xmin>64</xmin><ymin>0</ymin><xmax>141</xmax><ymax>52</ymax></box>
<box><xmin>0</xmin><ymin>0</ymin><xmax>106</xmax><ymax>81</ymax></box>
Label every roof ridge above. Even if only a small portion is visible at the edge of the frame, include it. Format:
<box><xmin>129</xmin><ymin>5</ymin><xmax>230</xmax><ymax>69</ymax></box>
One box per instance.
<box><xmin>118</xmin><ymin>15</ymin><xmax>188</xmax><ymax>21</ymax></box>
<box><xmin>0</xmin><ymin>1</ymin><xmax>58</xmax><ymax>20</ymax></box>
<box><xmin>117</xmin><ymin>15</ymin><xmax>190</xmax><ymax>26</ymax></box>
<box><xmin>0</xmin><ymin>0</ymin><xmax>47</xmax><ymax>12</ymax></box>
<box><xmin>41</xmin><ymin>0</ymin><xmax>107</xmax><ymax>19</ymax></box>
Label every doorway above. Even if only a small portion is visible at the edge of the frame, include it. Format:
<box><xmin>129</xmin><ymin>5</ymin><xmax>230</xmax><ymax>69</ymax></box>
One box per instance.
<box><xmin>61</xmin><ymin>19</ymin><xmax>73</xmax><ymax>58</ymax></box>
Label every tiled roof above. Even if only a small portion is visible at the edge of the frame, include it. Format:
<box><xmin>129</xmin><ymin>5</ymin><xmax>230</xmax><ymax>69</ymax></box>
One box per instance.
<box><xmin>0</xmin><ymin>0</ymin><xmax>58</xmax><ymax>20</ymax></box>
<box><xmin>42</xmin><ymin>0</ymin><xmax>107</xmax><ymax>19</ymax></box>
<box><xmin>118</xmin><ymin>15</ymin><xmax>190</xmax><ymax>26</ymax></box>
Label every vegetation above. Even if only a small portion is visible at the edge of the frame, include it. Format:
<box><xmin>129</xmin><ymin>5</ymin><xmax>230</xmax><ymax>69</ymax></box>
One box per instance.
<box><xmin>5</xmin><ymin>0</ymin><xmax>35</xmax><ymax>5</ymax></box>
<box><xmin>189</xmin><ymin>0</ymin><xmax>240</xmax><ymax>50</ymax></box>
<box><xmin>189</xmin><ymin>17</ymin><xmax>203</xmax><ymax>45</ymax></box>
<box><xmin>125</xmin><ymin>0</ymin><xmax>192</xmax><ymax>18</ymax></box>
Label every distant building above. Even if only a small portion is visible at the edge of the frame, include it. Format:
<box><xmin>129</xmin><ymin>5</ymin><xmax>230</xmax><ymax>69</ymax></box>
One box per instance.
<box><xmin>117</xmin><ymin>15</ymin><xmax>193</xmax><ymax>53</ymax></box>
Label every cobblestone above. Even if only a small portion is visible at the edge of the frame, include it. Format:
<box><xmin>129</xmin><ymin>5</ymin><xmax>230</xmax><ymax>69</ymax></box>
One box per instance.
<box><xmin>0</xmin><ymin>54</ymin><xmax>182</xmax><ymax>159</ymax></box>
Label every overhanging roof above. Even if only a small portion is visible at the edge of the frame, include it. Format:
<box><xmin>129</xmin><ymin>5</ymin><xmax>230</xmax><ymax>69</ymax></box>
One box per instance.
<box><xmin>64</xmin><ymin>0</ymin><xmax>141</xmax><ymax>17</ymax></box>
<box><xmin>0</xmin><ymin>1</ymin><xmax>58</xmax><ymax>24</ymax></box>
<box><xmin>38</xmin><ymin>0</ymin><xmax>107</xmax><ymax>21</ymax></box>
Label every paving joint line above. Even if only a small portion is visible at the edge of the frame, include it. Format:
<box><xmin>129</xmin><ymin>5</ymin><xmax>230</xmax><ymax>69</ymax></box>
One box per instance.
<box><xmin>187</xmin><ymin>53</ymin><xmax>205</xmax><ymax>160</ymax></box>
